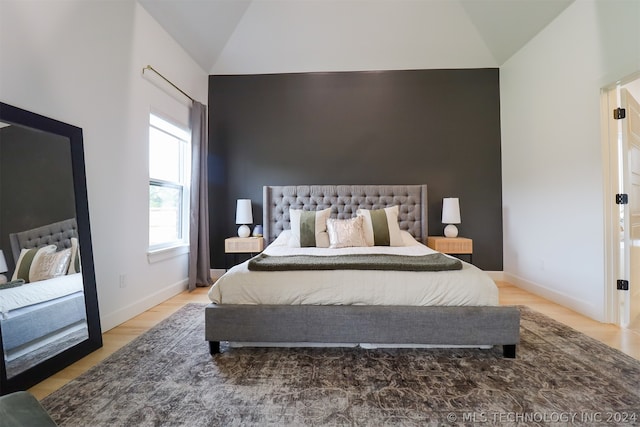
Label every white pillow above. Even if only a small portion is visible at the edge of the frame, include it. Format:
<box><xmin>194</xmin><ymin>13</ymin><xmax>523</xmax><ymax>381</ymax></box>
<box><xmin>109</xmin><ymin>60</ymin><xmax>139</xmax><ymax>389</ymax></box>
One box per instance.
<box><xmin>356</xmin><ymin>206</ymin><xmax>404</xmax><ymax>246</ymax></box>
<box><xmin>270</xmin><ymin>230</ymin><xmax>292</xmax><ymax>247</ymax></box>
<box><xmin>12</xmin><ymin>245</ymin><xmax>57</xmax><ymax>282</ymax></box>
<box><xmin>30</xmin><ymin>248</ymin><xmax>72</xmax><ymax>282</ymax></box>
<box><xmin>400</xmin><ymin>230</ymin><xmax>421</xmax><ymax>246</ymax></box>
<box><xmin>68</xmin><ymin>237</ymin><xmax>82</xmax><ymax>274</ymax></box>
<box><xmin>327</xmin><ymin>216</ymin><xmax>368</xmax><ymax>249</ymax></box>
<box><xmin>288</xmin><ymin>208</ymin><xmax>331</xmax><ymax>248</ymax></box>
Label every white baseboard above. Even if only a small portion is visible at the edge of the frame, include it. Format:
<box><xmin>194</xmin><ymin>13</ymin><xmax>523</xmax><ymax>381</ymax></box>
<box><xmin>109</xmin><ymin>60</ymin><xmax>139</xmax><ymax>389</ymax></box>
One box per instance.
<box><xmin>485</xmin><ymin>271</ymin><xmax>505</xmax><ymax>281</ymax></box>
<box><xmin>100</xmin><ymin>279</ymin><xmax>188</xmax><ymax>332</ymax></box>
<box><xmin>502</xmin><ymin>272</ymin><xmax>604</xmax><ymax>322</ymax></box>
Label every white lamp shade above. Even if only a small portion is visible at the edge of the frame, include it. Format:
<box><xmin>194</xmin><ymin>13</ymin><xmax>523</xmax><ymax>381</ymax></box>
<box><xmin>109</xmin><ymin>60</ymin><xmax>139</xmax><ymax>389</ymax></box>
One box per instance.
<box><xmin>0</xmin><ymin>250</ymin><xmax>7</xmax><ymax>273</ymax></box>
<box><xmin>236</xmin><ymin>199</ymin><xmax>253</xmax><ymax>225</ymax></box>
<box><xmin>442</xmin><ymin>198</ymin><xmax>461</xmax><ymax>224</ymax></box>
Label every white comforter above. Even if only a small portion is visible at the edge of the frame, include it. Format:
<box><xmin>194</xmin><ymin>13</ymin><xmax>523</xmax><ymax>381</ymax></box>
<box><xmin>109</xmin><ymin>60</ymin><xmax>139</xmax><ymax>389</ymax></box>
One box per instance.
<box><xmin>208</xmin><ymin>231</ymin><xmax>498</xmax><ymax>306</ymax></box>
<box><xmin>0</xmin><ymin>273</ymin><xmax>84</xmax><ymax>317</ymax></box>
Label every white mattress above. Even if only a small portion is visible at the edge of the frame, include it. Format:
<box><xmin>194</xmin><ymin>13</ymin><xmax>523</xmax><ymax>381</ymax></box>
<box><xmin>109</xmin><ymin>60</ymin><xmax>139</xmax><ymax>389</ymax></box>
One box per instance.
<box><xmin>208</xmin><ymin>231</ymin><xmax>498</xmax><ymax>307</ymax></box>
<box><xmin>0</xmin><ymin>273</ymin><xmax>84</xmax><ymax>317</ymax></box>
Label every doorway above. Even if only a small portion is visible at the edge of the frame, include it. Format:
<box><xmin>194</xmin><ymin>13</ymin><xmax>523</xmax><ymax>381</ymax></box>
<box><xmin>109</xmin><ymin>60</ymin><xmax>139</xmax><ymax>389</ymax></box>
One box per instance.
<box><xmin>603</xmin><ymin>73</ymin><xmax>640</xmax><ymax>333</ymax></box>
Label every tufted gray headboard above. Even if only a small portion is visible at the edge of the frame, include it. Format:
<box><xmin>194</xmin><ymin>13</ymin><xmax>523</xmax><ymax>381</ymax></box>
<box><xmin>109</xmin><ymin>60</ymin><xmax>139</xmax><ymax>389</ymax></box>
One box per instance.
<box><xmin>9</xmin><ymin>218</ymin><xmax>78</xmax><ymax>263</ymax></box>
<box><xmin>263</xmin><ymin>185</ymin><xmax>428</xmax><ymax>245</ymax></box>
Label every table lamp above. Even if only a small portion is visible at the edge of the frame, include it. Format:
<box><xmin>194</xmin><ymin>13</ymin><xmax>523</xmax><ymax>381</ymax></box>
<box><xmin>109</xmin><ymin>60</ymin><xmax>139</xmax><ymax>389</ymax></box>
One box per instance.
<box><xmin>236</xmin><ymin>199</ymin><xmax>253</xmax><ymax>238</ymax></box>
<box><xmin>442</xmin><ymin>197</ymin><xmax>461</xmax><ymax>238</ymax></box>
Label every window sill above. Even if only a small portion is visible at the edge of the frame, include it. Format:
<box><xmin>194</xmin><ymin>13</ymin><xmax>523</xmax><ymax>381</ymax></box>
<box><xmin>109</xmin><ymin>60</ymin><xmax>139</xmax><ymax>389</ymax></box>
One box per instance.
<box><xmin>147</xmin><ymin>244</ymin><xmax>189</xmax><ymax>264</ymax></box>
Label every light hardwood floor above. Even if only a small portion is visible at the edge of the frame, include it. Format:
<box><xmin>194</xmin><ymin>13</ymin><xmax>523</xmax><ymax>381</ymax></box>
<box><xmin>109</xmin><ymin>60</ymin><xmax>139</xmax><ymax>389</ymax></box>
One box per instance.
<box><xmin>28</xmin><ymin>281</ymin><xmax>640</xmax><ymax>400</ymax></box>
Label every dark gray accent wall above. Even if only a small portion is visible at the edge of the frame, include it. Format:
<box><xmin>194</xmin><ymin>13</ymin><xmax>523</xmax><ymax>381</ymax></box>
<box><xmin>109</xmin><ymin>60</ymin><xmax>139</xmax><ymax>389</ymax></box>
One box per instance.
<box><xmin>0</xmin><ymin>125</ymin><xmax>75</xmax><ymax>269</ymax></box>
<box><xmin>208</xmin><ymin>68</ymin><xmax>502</xmax><ymax>270</ymax></box>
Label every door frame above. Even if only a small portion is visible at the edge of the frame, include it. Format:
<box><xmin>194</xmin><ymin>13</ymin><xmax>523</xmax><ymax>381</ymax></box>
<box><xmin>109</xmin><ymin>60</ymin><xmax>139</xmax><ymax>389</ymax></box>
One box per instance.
<box><xmin>602</xmin><ymin>71</ymin><xmax>640</xmax><ymax>326</ymax></box>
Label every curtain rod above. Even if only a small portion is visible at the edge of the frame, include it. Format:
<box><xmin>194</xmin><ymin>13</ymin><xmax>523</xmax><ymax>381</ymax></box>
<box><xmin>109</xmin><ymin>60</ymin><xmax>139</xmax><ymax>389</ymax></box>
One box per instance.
<box><xmin>142</xmin><ymin>65</ymin><xmax>196</xmax><ymax>103</ymax></box>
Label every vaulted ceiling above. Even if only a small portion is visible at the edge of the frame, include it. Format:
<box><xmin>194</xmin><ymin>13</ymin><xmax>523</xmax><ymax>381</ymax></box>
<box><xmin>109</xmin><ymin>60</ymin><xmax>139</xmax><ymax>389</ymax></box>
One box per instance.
<box><xmin>138</xmin><ymin>0</ymin><xmax>574</xmax><ymax>75</ymax></box>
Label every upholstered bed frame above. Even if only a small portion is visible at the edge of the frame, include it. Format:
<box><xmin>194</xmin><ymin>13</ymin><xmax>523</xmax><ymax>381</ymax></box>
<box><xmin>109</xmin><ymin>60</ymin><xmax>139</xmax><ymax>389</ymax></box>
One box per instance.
<box><xmin>205</xmin><ymin>185</ymin><xmax>520</xmax><ymax>358</ymax></box>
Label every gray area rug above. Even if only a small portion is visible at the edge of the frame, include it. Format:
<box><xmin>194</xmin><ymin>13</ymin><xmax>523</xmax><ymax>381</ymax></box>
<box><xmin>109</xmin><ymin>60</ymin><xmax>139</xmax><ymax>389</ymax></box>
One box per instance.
<box><xmin>42</xmin><ymin>304</ymin><xmax>640</xmax><ymax>426</ymax></box>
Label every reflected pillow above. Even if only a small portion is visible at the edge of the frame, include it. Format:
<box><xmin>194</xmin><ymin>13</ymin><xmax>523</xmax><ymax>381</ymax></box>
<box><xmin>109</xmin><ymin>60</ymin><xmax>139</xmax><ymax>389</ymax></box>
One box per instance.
<box><xmin>12</xmin><ymin>245</ymin><xmax>57</xmax><ymax>283</ymax></box>
<box><xmin>327</xmin><ymin>216</ymin><xmax>368</xmax><ymax>249</ymax></box>
<box><xmin>30</xmin><ymin>248</ymin><xmax>72</xmax><ymax>282</ymax></box>
<box><xmin>68</xmin><ymin>237</ymin><xmax>82</xmax><ymax>274</ymax></box>
<box><xmin>288</xmin><ymin>208</ymin><xmax>331</xmax><ymax>248</ymax></box>
<box><xmin>356</xmin><ymin>205</ymin><xmax>404</xmax><ymax>246</ymax></box>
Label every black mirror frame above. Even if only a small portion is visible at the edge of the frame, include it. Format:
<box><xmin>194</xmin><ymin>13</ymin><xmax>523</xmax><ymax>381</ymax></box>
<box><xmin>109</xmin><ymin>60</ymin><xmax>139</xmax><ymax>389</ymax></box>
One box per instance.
<box><xmin>0</xmin><ymin>102</ymin><xmax>102</xmax><ymax>394</ymax></box>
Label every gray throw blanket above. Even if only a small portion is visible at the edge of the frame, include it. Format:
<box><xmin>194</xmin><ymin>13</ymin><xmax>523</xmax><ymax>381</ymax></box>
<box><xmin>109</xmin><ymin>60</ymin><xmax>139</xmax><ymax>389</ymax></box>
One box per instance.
<box><xmin>248</xmin><ymin>253</ymin><xmax>462</xmax><ymax>272</ymax></box>
<box><xmin>0</xmin><ymin>279</ymin><xmax>25</xmax><ymax>290</ymax></box>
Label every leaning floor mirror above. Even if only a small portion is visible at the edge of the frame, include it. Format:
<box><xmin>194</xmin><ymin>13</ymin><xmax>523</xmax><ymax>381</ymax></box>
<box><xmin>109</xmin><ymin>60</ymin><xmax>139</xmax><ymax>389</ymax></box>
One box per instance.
<box><xmin>0</xmin><ymin>102</ymin><xmax>102</xmax><ymax>394</ymax></box>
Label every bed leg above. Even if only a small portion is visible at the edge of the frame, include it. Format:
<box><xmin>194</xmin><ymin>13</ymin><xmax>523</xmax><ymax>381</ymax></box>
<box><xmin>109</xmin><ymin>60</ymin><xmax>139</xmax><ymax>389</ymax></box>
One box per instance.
<box><xmin>209</xmin><ymin>341</ymin><xmax>220</xmax><ymax>355</ymax></box>
<box><xmin>503</xmin><ymin>344</ymin><xmax>516</xmax><ymax>358</ymax></box>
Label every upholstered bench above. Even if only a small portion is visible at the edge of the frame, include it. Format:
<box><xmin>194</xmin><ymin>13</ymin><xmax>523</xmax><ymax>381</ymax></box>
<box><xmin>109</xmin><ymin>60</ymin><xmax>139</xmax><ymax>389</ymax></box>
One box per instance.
<box><xmin>0</xmin><ymin>391</ymin><xmax>57</xmax><ymax>426</ymax></box>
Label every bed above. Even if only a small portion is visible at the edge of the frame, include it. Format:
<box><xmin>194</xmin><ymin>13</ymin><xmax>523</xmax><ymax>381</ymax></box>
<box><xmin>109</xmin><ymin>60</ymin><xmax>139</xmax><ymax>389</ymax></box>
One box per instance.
<box><xmin>1</xmin><ymin>218</ymin><xmax>87</xmax><ymax>376</ymax></box>
<box><xmin>205</xmin><ymin>185</ymin><xmax>520</xmax><ymax>358</ymax></box>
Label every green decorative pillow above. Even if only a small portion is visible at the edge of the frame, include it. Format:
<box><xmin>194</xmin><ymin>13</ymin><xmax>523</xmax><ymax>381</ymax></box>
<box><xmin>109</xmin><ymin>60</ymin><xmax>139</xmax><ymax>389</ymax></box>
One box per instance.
<box><xmin>12</xmin><ymin>245</ymin><xmax>57</xmax><ymax>283</ymax></box>
<box><xmin>288</xmin><ymin>208</ymin><xmax>331</xmax><ymax>248</ymax></box>
<box><xmin>356</xmin><ymin>205</ymin><xmax>404</xmax><ymax>246</ymax></box>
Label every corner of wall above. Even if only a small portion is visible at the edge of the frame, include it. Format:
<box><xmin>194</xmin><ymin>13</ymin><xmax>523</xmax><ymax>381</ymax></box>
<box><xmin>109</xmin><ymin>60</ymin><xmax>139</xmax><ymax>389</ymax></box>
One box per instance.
<box><xmin>503</xmin><ymin>272</ymin><xmax>605</xmax><ymax>323</ymax></box>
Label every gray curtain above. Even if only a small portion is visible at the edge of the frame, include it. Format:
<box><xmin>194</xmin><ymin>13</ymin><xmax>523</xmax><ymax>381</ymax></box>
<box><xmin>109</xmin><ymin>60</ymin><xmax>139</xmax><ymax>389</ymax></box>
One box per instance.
<box><xmin>188</xmin><ymin>101</ymin><xmax>212</xmax><ymax>290</ymax></box>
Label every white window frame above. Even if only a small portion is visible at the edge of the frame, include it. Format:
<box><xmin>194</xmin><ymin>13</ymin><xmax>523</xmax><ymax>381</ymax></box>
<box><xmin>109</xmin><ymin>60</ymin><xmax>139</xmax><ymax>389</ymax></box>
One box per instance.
<box><xmin>148</xmin><ymin>111</ymin><xmax>191</xmax><ymax>259</ymax></box>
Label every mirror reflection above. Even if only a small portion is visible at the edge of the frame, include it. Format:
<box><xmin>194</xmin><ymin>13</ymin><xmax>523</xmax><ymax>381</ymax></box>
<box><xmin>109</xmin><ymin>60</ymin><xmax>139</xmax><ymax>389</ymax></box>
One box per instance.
<box><xmin>0</xmin><ymin>121</ymin><xmax>88</xmax><ymax>379</ymax></box>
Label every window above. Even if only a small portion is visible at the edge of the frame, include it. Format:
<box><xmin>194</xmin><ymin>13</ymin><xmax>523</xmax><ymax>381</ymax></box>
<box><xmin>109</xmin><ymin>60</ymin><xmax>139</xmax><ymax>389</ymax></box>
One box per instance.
<box><xmin>149</xmin><ymin>113</ymin><xmax>190</xmax><ymax>250</ymax></box>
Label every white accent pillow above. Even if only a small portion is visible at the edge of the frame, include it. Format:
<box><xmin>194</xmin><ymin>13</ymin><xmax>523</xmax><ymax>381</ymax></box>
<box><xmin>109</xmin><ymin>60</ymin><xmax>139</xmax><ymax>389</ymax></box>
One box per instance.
<box><xmin>30</xmin><ymin>248</ymin><xmax>72</xmax><ymax>282</ymax></box>
<box><xmin>327</xmin><ymin>216</ymin><xmax>368</xmax><ymax>248</ymax></box>
<box><xmin>288</xmin><ymin>208</ymin><xmax>331</xmax><ymax>248</ymax></box>
<box><xmin>356</xmin><ymin>205</ymin><xmax>404</xmax><ymax>246</ymax></box>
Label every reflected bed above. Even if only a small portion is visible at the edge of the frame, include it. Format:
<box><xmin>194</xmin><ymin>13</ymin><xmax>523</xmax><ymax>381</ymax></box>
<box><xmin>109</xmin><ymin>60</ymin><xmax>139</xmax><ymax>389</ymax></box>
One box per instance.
<box><xmin>1</xmin><ymin>218</ymin><xmax>87</xmax><ymax>377</ymax></box>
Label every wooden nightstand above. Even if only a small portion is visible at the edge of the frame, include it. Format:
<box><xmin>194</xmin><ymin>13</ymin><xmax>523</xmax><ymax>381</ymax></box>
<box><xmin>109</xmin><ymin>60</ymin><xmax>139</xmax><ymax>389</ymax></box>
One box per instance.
<box><xmin>225</xmin><ymin>237</ymin><xmax>264</xmax><ymax>253</ymax></box>
<box><xmin>224</xmin><ymin>237</ymin><xmax>264</xmax><ymax>268</ymax></box>
<box><xmin>426</xmin><ymin>236</ymin><xmax>473</xmax><ymax>263</ymax></box>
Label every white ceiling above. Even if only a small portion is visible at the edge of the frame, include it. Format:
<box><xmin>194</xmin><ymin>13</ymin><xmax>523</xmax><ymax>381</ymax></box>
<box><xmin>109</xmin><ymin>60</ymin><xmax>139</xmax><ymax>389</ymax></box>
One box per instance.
<box><xmin>139</xmin><ymin>0</ymin><xmax>574</xmax><ymax>75</ymax></box>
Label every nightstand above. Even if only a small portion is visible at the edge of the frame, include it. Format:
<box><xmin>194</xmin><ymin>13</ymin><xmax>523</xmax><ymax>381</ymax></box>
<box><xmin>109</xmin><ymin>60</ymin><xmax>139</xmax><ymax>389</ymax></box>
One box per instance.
<box><xmin>426</xmin><ymin>236</ymin><xmax>473</xmax><ymax>263</ymax></box>
<box><xmin>224</xmin><ymin>237</ymin><xmax>264</xmax><ymax>267</ymax></box>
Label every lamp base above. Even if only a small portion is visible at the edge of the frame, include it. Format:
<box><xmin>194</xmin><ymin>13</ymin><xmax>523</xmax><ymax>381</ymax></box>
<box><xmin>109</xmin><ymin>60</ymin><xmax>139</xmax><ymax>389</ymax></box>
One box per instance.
<box><xmin>444</xmin><ymin>224</ymin><xmax>459</xmax><ymax>238</ymax></box>
<box><xmin>237</xmin><ymin>224</ymin><xmax>251</xmax><ymax>238</ymax></box>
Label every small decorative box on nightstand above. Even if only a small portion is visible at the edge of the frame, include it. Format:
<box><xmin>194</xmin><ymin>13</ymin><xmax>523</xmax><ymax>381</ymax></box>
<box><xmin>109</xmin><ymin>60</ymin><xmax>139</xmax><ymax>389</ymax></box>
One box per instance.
<box><xmin>225</xmin><ymin>237</ymin><xmax>264</xmax><ymax>254</ymax></box>
<box><xmin>426</xmin><ymin>236</ymin><xmax>473</xmax><ymax>263</ymax></box>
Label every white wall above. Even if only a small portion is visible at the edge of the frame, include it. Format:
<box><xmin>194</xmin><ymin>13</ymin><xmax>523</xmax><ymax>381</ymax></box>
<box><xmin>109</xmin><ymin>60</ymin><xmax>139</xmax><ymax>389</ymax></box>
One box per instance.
<box><xmin>501</xmin><ymin>0</ymin><xmax>640</xmax><ymax>321</ymax></box>
<box><xmin>0</xmin><ymin>0</ymin><xmax>208</xmax><ymax>330</ymax></box>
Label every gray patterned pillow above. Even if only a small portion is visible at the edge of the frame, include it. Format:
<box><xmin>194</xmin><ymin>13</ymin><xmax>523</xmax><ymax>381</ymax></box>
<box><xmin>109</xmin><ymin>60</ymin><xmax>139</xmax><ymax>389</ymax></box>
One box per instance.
<box><xmin>327</xmin><ymin>216</ymin><xmax>368</xmax><ymax>249</ymax></box>
<box><xmin>30</xmin><ymin>248</ymin><xmax>72</xmax><ymax>282</ymax></box>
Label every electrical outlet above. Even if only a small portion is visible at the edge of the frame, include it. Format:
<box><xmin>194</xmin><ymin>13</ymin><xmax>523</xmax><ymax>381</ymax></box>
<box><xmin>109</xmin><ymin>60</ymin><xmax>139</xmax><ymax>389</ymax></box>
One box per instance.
<box><xmin>119</xmin><ymin>274</ymin><xmax>126</xmax><ymax>289</ymax></box>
